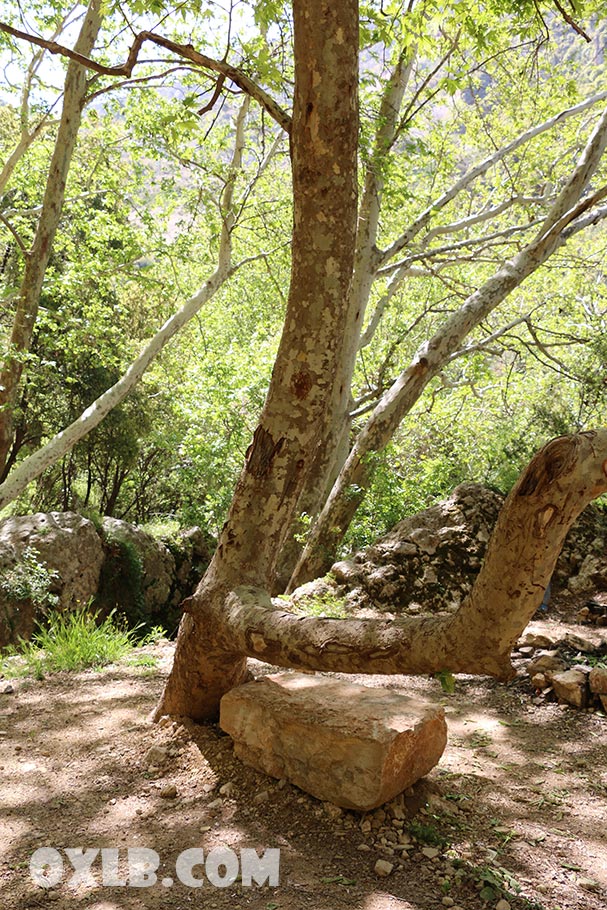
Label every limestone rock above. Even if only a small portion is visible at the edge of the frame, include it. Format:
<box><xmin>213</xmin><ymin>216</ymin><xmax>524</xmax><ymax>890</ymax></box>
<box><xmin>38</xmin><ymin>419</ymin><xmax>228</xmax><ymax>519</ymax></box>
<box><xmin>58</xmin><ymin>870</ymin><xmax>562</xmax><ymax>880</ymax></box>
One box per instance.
<box><xmin>567</xmin><ymin>554</ymin><xmax>605</xmax><ymax>595</ymax></box>
<box><xmin>589</xmin><ymin>666</ymin><xmax>607</xmax><ymax>695</ymax></box>
<box><xmin>220</xmin><ymin>672</ymin><xmax>447</xmax><ymax>811</ymax></box>
<box><xmin>550</xmin><ymin>669</ymin><xmax>589</xmax><ymax>708</ymax></box>
<box><xmin>168</xmin><ymin>526</ymin><xmax>215</xmax><ymax>605</ymax></box>
<box><xmin>527</xmin><ymin>654</ymin><xmax>566</xmax><ymax>677</ymax></box>
<box><xmin>290</xmin><ymin>485</ymin><xmax>607</xmax><ymax>618</ymax></box>
<box><xmin>99</xmin><ymin>518</ymin><xmax>175</xmax><ymax>625</ymax></box>
<box><xmin>374</xmin><ymin>859</ymin><xmax>394</xmax><ymax>877</ymax></box>
<box><xmin>144</xmin><ymin>745</ymin><xmax>168</xmax><ymax>767</ymax></box>
<box><xmin>0</xmin><ymin>512</ymin><xmax>104</xmax><ymax>646</ymax></box>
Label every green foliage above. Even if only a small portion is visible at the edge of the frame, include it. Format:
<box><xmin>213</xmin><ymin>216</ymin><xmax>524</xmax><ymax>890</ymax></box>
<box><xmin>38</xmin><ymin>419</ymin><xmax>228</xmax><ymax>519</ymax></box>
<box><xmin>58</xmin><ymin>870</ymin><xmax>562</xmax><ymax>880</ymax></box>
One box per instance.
<box><xmin>2</xmin><ymin>0</ymin><xmax>607</xmax><ymax>572</ymax></box>
<box><xmin>0</xmin><ymin>607</ymin><xmax>138</xmax><ymax>678</ymax></box>
<box><xmin>0</xmin><ymin>546</ymin><xmax>58</xmax><ymax>609</ymax></box>
<box><xmin>95</xmin><ymin>533</ymin><xmax>146</xmax><ymax>628</ymax></box>
<box><xmin>435</xmin><ymin>670</ymin><xmax>457</xmax><ymax>694</ymax></box>
<box><xmin>407</xmin><ymin>819</ymin><xmax>450</xmax><ymax>848</ymax></box>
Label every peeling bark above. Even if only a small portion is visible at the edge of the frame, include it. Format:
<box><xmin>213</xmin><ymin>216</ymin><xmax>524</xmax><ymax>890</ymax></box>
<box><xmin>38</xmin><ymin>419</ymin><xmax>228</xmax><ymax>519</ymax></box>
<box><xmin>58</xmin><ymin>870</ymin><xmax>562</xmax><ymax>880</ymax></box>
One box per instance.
<box><xmin>155</xmin><ymin>0</ymin><xmax>360</xmax><ymax>719</ymax></box>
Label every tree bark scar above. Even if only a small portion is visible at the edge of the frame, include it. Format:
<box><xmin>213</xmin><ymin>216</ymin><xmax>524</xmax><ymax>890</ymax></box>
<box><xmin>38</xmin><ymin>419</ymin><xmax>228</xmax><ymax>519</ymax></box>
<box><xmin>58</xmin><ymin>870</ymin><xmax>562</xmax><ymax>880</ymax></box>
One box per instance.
<box><xmin>279</xmin><ymin>457</ymin><xmax>305</xmax><ymax>507</ymax></box>
<box><xmin>534</xmin><ymin>503</ymin><xmax>557</xmax><ymax>538</ymax></box>
<box><xmin>245</xmin><ymin>425</ymin><xmax>285</xmax><ymax>478</ymax></box>
<box><xmin>517</xmin><ymin>435</ymin><xmax>578</xmax><ymax>496</ymax></box>
<box><xmin>291</xmin><ymin>368</ymin><xmax>313</xmax><ymax>399</ymax></box>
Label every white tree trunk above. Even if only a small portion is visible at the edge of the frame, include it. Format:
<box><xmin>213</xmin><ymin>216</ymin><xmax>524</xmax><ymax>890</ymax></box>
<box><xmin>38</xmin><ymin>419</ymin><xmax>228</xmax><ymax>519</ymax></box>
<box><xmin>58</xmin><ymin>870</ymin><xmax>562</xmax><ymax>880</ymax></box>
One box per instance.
<box><xmin>289</xmin><ymin>104</ymin><xmax>607</xmax><ymax>588</ymax></box>
<box><xmin>0</xmin><ymin>0</ymin><xmax>104</xmax><ymax>475</ymax></box>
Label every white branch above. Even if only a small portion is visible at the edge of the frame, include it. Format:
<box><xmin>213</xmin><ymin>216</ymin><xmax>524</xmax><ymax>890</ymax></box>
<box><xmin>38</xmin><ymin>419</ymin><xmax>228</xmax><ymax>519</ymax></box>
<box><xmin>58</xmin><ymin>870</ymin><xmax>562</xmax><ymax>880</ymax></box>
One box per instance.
<box><xmin>0</xmin><ymin>99</ymin><xmax>254</xmax><ymax>510</ymax></box>
<box><xmin>377</xmin><ymin>90</ymin><xmax>607</xmax><ymax>268</ymax></box>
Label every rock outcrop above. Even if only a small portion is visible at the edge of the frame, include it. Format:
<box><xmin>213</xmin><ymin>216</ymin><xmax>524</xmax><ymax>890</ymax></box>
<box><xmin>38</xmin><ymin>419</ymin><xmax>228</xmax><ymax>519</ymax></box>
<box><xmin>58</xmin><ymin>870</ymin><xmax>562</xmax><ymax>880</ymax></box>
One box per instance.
<box><xmin>220</xmin><ymin>672</ymin><xmax>448</xmax><ymax>811</ymax></box>
<box><xmin>0</xmin><ymin>512</ymin><xmax>104</xmax><ymax>646</ymax></box>
<box><xmin>98</xmin><ymin>518</ymin><xmax>176</xmax><ymax>627</ymax></box>
<box><xmin>0</xmin><ymin>512</ymin><xmax>216</xmax><ymax>645</ymax></box>
<box><xmin>294</xmin><ymin>483</ymin><xmax>607</xmax><ymax>617</ymax></box>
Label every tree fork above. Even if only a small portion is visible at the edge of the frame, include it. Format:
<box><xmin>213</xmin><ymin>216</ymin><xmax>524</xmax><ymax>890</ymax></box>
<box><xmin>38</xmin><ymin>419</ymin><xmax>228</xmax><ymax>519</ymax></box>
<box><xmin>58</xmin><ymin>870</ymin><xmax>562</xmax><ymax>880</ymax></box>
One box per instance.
<box><xmin>154</xmin><ymin>430</ymin><xmax>607</xmax><ymax>722</ymax></box>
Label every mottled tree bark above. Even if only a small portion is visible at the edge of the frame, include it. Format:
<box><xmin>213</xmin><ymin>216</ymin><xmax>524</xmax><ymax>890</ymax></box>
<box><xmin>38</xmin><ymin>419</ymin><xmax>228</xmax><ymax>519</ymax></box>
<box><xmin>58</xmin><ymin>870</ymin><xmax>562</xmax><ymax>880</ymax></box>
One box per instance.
<box><xmin>154</xmin><ymin>0</ymin><xmax>360</xmax><ymax>719</ymax></box>
<box><xmin>272</xmin><ymin>49</ymin><xmax>414</xmax><ymax>591</ymax></box>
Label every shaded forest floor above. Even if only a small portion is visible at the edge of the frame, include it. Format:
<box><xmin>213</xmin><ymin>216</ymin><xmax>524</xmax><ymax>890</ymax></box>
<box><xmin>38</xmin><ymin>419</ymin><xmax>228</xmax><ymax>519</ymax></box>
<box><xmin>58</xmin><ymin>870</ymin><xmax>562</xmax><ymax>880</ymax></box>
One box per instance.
<box><xmin>1</xmin><ymin>593</ymin><xmax>606</xmax><ymax>910</ymax></box>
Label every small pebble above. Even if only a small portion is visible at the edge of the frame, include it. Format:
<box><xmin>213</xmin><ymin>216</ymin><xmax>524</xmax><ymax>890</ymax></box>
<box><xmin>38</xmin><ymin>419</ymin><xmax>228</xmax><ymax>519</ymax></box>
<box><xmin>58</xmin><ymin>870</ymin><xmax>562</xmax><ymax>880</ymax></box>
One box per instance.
<box><xmin>496</xmin><ymin>900</ymin><xmax>511</xmax><ymax>910</ymax></box>
<box><xmin>578</xmin><ymin>878</ymin><xmax>600</xmax><ymax>892</ymax></box>
<box><xmin>253</xmin><ymin>790</ymin><xmax>270</xmax><ymax>805</ymax></box>
<box><xmin>421</xmin><ymin>846</ymin><xmax>440</xmax><ymax>859</ymax></box>
<box><xmin>442</xmin><ymin>897</ymin><xmax>455</xmax><ymax>907</ymax></box>
<box><xmin>374</xmin><ymin>859</ymin><xmax>393</xmax><ymax>877</ymax></box>
<box><xmin>144</xmin><ymin>745</ymin><xmax>168</xmax><ymax>766</ymax></box>
<box><xmin>160</xmin><ymin>785</ymin><xmax>177</xmax><ymax>799</ymax></box>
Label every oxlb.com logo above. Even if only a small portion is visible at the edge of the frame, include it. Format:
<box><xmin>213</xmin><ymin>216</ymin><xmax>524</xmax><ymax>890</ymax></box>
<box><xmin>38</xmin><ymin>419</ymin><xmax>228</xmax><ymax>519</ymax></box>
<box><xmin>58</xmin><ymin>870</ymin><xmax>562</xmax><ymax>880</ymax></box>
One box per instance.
<box><xmin>30</xmin><ymin>846</ymin><xmax>280</xmax><ymax>889</ymax></box>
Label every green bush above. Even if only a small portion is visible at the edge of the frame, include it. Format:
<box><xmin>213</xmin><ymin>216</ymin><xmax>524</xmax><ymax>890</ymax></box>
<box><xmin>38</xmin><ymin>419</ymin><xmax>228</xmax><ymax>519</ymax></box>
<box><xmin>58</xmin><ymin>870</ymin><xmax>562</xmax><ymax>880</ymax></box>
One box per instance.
<box><xmin>0</xmin><ymin>546</ymin><xmax>59</xmax><ymax>609</ymax></box>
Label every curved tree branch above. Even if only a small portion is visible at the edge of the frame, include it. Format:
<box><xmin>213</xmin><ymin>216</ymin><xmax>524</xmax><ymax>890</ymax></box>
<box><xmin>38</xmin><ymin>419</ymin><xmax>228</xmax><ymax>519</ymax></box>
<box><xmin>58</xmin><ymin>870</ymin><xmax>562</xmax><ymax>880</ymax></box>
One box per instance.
<box><xmin>0</xmin><ymin>22</ymin><xmax>292</xmax><ymax>134</ymax></box>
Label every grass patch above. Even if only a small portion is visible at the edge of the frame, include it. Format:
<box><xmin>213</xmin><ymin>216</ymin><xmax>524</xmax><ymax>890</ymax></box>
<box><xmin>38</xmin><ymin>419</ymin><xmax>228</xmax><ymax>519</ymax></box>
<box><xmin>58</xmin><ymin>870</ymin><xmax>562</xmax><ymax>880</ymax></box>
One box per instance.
<box><xmin>406</xmin><ymin>819</ymin><xmax>450</xmax><ymax>848</ymax></box>
<box><xmin>0</xmin><ymin>608</ymin><xmax>140</xmax><ymax>679</ymax></box>
<box><xmin>293</xmin><ymin>590</ymin><xmax>348</xmax><ymax>619</ymax></box>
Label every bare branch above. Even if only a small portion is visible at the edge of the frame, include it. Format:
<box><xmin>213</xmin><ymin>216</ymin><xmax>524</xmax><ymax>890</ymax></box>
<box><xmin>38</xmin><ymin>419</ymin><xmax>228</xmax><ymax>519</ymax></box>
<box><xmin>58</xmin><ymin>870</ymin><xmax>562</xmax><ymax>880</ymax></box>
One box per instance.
<box><xmin>0</xmin><ymin>213</ymin><xmax>29</xmax><ymax>256</ymax></box>
<box><xmin>0</xmin><ymin>22</ymin><xmax>292</xmax><ymax>134</ymax></box>
<box><xmin>377</xmin><ymin>90</ymin><xmax>607</xmax><ymax>268</ymax></box>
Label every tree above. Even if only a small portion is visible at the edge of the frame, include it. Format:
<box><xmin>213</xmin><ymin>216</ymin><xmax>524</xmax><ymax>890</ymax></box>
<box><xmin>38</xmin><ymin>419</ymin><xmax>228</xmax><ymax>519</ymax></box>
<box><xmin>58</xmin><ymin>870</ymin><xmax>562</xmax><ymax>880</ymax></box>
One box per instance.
<box><xmin>153</xmin><ymin>1</ymin><xmax>607</xmax><ymax>720</ymax></box>
<box><xmin>0</xmin><ymin>0</ymin><xmax>104</xmax><ymax>476</ymax></box>
<box><xmin>3</xmin><ymin>0</ymin><xmax>607</xmax><ymax>721</ymax></box>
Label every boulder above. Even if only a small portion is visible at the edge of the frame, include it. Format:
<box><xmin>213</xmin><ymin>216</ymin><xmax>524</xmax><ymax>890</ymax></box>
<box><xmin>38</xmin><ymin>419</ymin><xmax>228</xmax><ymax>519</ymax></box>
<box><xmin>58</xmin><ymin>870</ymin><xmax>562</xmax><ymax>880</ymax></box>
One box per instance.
<box><xmin>0</xmin><ymin>512</ymin><xmax>104</xmax><ymax>646</ymax></box>
<box><xmin>550</xmin><ymin>669</ymin><xmax>589</xmax><ymax>708</ymax></box>
<box><xmin>98</xmin><ymin>518</ymin><xmax>175</xmax><ymax>626</ymax></box>
<box><xmin>527</xmin><ymin>653</ymin><xmax>567</xmax><ymax>677</ymax></box>
<box><xmin>168</xmin><ymin>526</ymin><xmax>215</xmax><ymax>605</ymax></box>
<box><xmin>293</xmin><ymin>485</ymin><xmax>607</xmax><ymax>617</ymax></box>
<box><xmin>589</xmin><ymin>666</ymin><xmax>607</xmax><ymax>695</ymax></box>
<box><xmin>220</xmin><ymin>672</ymin><xmax>447</xmax><ymax>811</ymax></box>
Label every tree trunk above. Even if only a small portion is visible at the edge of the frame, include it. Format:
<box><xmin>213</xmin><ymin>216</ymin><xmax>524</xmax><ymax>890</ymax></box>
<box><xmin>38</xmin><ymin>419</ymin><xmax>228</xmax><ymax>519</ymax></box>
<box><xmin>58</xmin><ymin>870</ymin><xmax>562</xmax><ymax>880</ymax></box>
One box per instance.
<box><xmin>288</xmin><ymin>104</ymin><xmax>607</xmax><ymax>589</ymax></box>
<box><xmin>154</xmin><ymin>430</ymin><xmax>607</xmax><ymax>721</ymax></box>
<box><xmin>272</xmin><ymin>49</ymin><xmax>414</xmax><ymax>591</ymax></box>
<box><xmin>0</xmin><ymin>0</ymin><xmax>103</xmax><ymax>474</ymax></box>
<box><xmin>154</xmin><ymin>0</ymin><xmax>361</xmax><ymax>719</ymax></box>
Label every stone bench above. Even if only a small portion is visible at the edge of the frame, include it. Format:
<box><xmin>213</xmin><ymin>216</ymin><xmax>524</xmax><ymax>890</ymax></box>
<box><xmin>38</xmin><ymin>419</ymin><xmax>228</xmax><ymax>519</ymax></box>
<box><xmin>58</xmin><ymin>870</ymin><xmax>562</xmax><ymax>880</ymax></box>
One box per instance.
<box><xmin>219</xmin><ymin>672</ymin><xmax>447</xmax><ymax>811</ymax></box>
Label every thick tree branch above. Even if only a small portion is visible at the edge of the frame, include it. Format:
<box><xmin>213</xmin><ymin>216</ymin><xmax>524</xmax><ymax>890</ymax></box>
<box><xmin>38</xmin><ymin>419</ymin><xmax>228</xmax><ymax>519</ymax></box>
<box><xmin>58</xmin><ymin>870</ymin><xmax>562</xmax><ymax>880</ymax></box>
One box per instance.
<box><xmin>0</xmin><ymin>22</ymin><xmax>292</xmax><ymax>134</ymax></box>
<box><xmin>155</xmin><ymin>429</ymin><xmax>607</xmax><ymax>721</ymax></box>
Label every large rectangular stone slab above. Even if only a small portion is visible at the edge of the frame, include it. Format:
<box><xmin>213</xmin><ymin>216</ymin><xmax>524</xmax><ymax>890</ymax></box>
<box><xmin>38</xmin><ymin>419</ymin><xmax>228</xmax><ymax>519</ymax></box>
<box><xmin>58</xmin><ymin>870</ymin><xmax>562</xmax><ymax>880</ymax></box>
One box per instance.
<box><xmin>219</xmin><ymin>672</ymin><xmax>447</xmax><ymax>811</ymax></box>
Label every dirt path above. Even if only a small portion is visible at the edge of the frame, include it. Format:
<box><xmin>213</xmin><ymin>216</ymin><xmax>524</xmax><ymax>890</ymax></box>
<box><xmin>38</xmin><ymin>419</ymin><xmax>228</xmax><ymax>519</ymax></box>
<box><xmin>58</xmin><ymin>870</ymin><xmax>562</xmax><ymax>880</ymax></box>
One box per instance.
<box><xmin>1</xmin><ymin>615</ymin><xmax>606</xmax><ymax>910</ymax></box>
